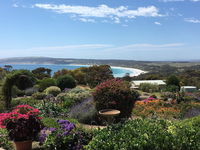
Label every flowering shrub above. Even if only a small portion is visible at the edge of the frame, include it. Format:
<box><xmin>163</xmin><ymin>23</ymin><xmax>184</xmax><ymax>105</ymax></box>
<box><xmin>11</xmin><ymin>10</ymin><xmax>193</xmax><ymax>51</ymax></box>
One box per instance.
<box><xmin>93</xmin><ymin>79</ymin><xmax>139</xmax><ymax>119</ymax></box>
<box><xmin>133</xmin><ymin>99</ymin><xmax>181</xmax><ymax>119</ymax></box>
<box><xmin>39</xmin><ymin>119</ymin><xmax>89</xmax><ymax>150</ymax></box>
<box><xmin>45</xmin><ymin>86</ymin><xmax>61</xmax><ymax>96</ymax></box>
<box><xmin>0</xmin><ymin>105</ymin><xmax>43</xmax><ymax>141</ymax></box>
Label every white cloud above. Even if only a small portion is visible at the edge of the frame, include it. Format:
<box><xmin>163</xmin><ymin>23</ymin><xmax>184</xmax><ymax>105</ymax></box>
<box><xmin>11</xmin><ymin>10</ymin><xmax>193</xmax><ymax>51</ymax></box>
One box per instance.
<box><xmin>184</xmin><ymin>18</ymin><xmax>200</xmax><ymax>23</ymax></box>
<box><xmin>12</xmin><ymin>4</ymin><xmax>19</xmax><ymax>8</ymax></box>
<box><xmin>102</xmin><ymin>43</ymin><xmax>184</xmax><ymax>52</ymax></box>
<box><xmin>79</xmin><ymin>18</ymin><xmax>96</xmax><ymax>23</ymax></box>
<box><xmin>34</xmin><ymin>4</ymin><xmax>163</xmax><ymax>23</ymax></box>
<box><xmin>191</xmin><ymin>0</ymin><xmax>200</xmax><ymax>1</ymax></box>
<box><xmin>154</xmin><ymin>21</ymin><xmax>162</xmax><ymax>25</ymax></box>
<box><xmin>27</xmin><ymin>44</ymin><xmax>113</xmax><ymax>51</ymax></box>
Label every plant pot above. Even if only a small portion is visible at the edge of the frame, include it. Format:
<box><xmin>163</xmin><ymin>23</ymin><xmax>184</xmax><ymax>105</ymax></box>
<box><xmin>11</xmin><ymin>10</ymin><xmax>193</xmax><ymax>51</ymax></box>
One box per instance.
<box><xmin>13</xmin><ymin>140</ymin><xmax>32</xmax><ymax>150</ymax></box>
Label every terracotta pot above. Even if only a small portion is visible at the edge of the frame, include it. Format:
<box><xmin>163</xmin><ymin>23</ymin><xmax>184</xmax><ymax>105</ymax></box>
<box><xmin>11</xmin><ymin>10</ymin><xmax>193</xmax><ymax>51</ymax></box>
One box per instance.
<box><xmin>13</xmin><ymin>140</ymin><xmax>32</xmax><ymax>150</ymax></box>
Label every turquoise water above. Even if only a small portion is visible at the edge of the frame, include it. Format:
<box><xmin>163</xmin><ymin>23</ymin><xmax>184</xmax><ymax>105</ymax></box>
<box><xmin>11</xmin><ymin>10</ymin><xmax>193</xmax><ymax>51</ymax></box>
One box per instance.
<box><xmin>0</xmin><ymin>64</ymin><xmax>135</xmax><ymax>77</ymax></box>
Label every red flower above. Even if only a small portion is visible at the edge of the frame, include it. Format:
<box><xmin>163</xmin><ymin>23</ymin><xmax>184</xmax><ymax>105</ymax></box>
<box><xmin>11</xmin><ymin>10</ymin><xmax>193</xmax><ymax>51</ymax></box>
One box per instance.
<box><xmin>0</xmin><ymin>105</ymin><xmax>41</xmax><ymax>129</ymax></box>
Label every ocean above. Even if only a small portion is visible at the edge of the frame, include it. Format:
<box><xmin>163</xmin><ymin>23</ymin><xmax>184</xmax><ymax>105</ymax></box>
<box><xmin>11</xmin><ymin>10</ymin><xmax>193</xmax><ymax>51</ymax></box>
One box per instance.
<box><xmin>0</xmin><ymin>64</ymin><xmax>136</xmax><ymax>78</ymax></box>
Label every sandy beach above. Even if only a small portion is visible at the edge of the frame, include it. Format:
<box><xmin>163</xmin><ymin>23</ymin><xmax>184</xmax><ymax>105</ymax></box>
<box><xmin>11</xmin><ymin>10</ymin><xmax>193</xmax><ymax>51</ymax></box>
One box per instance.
<box><xmin>111</xmin><ymin>66</ymin><xmax>146</xmax><ymax>77</ymax></box>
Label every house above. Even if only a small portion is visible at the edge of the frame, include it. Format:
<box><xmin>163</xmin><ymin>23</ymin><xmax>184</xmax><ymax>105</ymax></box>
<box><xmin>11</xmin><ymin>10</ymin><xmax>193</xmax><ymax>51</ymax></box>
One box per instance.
<box><xmin>131</xmin><ymin>80</ymin><xmax>166</xmax><ymax>89</ymax></box>
<box><xmin>180</xmin><ymin>86</ymin><xmax>197</xmax><ymax>93</ymax></box>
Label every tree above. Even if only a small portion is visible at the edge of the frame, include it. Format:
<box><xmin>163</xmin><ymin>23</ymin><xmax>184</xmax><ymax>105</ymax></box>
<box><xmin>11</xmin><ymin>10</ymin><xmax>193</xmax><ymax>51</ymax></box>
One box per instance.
<box><xmin>166</xmin><ymin>75</ymin><xmax>180</xmax><ymax>87</ymax></box>
<box><xmin>2</xmin><ymin>70</ymin><xmax>36</xmax><ymax>108</ymax></box>
<box><xmin>85</xmin><ymin>65</ymin><xmax>114</xmax><ymax>88</ymax></box>
<box><xmin>3</xmin><ymin>65</ymin><xmax>12</xmax><ymax>72</ymax></box>
<box><xmin>32</xmin><ymin>67</ymin><xmax>52</xmax><ymax>79</ymax></box>
<box><xmin>56</xmin><ymin>75</ymin><xmax>76</xmax><ymax>90</ymax></box>
<box><xmin>53</xmin><ymin>68</ymin><xmax>86</xmax><ymax>85</ymax></box>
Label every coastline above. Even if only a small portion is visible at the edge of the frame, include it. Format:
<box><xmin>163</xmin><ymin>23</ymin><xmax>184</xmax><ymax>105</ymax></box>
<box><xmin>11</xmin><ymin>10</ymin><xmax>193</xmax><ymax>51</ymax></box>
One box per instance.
<box><xmin>111</xmin><ymin>66</ymin><xmax>146</xmax><ymax>77</ymax></box>
<box><xmin>70</xmin><ymin>64</ymin><xmax>146</xmax><ymax>77</ymax></box>
<box><xmin>0</xmin><ymin>63</ymin><xmax>146</xmax><ymax>77</ymax></box>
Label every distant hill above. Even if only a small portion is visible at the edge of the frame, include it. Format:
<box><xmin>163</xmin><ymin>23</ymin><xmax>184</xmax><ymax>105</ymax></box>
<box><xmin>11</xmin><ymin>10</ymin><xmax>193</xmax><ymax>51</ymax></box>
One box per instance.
<box><xmin>0</xmin><ymin>57</ymin><xmax>200</xmax><ymax>71</ymax></box>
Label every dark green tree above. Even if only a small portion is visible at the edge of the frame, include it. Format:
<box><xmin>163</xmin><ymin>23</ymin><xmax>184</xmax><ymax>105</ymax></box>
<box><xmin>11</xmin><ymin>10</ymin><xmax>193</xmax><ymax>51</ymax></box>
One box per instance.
<box><xmin>85</xmin><ymin>65</ymin><xmax>114</xmax><ymax>88</ymax></box>
<box><xmin>32</xmin><ymin>67</ymin><xmax>52</xmax><ymax>79</ymax></box>
<box><xmin>57</xmin><ymin>75</ymin><xmax>76</xmax><ymax>90</ymax></box>
<box><xmin>2</xmin><ymin>70</ymin><xmax>35</xmax><ymax>108</ymax></box>
<box><xmin>166</xmin><ymin>75</ymin><xmax>180</xmax><ymax>87</ymax></box>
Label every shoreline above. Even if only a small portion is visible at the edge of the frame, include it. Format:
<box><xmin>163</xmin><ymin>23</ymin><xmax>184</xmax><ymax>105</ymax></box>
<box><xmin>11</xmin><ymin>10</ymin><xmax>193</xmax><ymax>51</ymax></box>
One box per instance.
<box><xmin>110</xmin><ymin>66</ymin><xmax>146</xmax><ymax>77</ymax></box>
<box><xmin>69</xmin><ymin>64</ymin><xmax>146</xmax><ymax>77</ymax></box>
<box><xmin>0</xmin><ymin>63</ymin><xmax>146</xmax><ymax>77</ymax></box>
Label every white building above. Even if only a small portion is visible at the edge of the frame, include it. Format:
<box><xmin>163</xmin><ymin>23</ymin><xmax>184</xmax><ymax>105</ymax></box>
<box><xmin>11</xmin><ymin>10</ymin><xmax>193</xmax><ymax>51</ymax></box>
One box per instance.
<box><xmin>180</xmin><ymin>86</ymin><xmax>197</xmax><ymax>93</ymax></box>
<box><xmin>131</xmin><ymin>80</ymin><xmax>166</xmax><ymax>89</ymax></box>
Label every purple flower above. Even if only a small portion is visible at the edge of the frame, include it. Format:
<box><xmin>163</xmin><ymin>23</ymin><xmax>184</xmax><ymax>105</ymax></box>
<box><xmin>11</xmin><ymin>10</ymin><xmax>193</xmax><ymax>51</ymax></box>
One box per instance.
<box><xmin>57</xmin><ymin>119</ymin><xmax>70</xmax><ymax>125</ymax></box>
<box><xmin>64</xmin><ymin>131</ymin><xmax>69</xmax><ymax>135</ymax></box>
<box><xmin>49</xmin><ymin>127</ymin><xmax>56</xmax><ymax>132</ymax></box>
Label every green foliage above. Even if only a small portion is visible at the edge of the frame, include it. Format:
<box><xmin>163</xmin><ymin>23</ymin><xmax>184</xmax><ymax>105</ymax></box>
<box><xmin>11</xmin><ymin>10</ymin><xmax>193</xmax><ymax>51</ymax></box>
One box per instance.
<box><xmin>24</xmin><ymin>87</ymin><xmax>38</xmax><ymax>96</ymax></box>
<box><xmin>32</xmin><ymin>92</ymin><xmax>46</xmax><ymax>100</ymax></box>
<box><xmin>41</xmin><ymin>117</ymin><xmax>78</xmax><ymax>129</ymax></box>
<box><xmin>41</xmin><ymin>117</ymin><xmax>60</xmax><ymax>128</ymax></box>
<box><xmin>53</xmin><ymin>68</ymin><xmax>87</xmax><ymax>85</ymax></box>
<box><xmin>37</xmin><ymin>78</ymin><xmax>56</xmax><ymax>92</ymax></box>
<box><xmin>86</xmin><ymin>118</ymin><xmax>200</xmax><ymax>150</ymax></box>
<box><xmin>0</xmin><ymin>128</ymin><xmax>13</xmax><ymax>150</ymax></box>
<box><xmin>84</xmin><ymin>65</ymin><xmax>114</xmax><ymax>88</ymax></box>
<box><xmin>33</xmin><ymin>94</ymin><xmax>72</xmax><ymax>118</ymax></box>
<box><xmin>56</xmin><ymin>87</ymin><xmax>92</xmax><ymax>109</ymax></box>
<box><xmin>93</xmin><ymin>79</ymin><xmax>139</xmax><ymax>119</ymax></box>
<box><xmin>32</xmin><ymin>67</ymin><xmax>51</xmax><ymax>80</ymax></box>
<box><xmin>11</xmin><ymin>97</ymin><xmax>40</xmax><ymax>107</ymax></box>
<box><xmin>139</xmin><ymin>83</ymin><xmax>160</xmax><ymax>93</ymax></box>
<box><xmin>11</xmin><ymin>85</ymin><xmax>25</xmax><ymax>97</ymax></box>
<box><xmin>0</xmin><ymin>67</ymin><xmax>8</xmax><ymax>80</ymax></box>
<box><xmin>0</xmin><ymin>100</ymin><xmax>6</xmax><ymax>113</ymax></box>
<box><xmin>45</xmin><ymin>86</ymin><xmax>61</xmax><ymax>96</ymax></box>
<box><xmin>166</xmin><ymin>75</ymin><xmax>180</xmax><ymax>87</ymax></box>
<box><xmin>2</xmin><ymin>70</ymin><xmax>36</xmax><ymax>108</ymax></box>
<box><xmin>164</xmin><ymin>85</ymin><xmax>179</xmax><ymax>92</ymax></box>
<box><xmin>161</xmin><ymin>92</ymin><xmax>176</xmax><ymax>100</ymax></box>
<box><xmin>56</xmin><ymin>75</ymin><xmax>76</xmax><ymax>90</ymax></box>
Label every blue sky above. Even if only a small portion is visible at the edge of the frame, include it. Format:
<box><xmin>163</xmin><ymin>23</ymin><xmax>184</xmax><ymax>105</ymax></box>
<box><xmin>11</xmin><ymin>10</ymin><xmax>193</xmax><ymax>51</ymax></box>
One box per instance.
<box><xmin>0</xmin><ymin>0</ymin><xmax>200</xmax><ymax>61</ymax></box>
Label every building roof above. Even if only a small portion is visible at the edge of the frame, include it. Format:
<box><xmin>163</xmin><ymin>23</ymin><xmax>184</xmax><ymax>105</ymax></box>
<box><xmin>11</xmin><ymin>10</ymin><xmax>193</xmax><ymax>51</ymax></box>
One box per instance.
<box><xmin>181</xmin><ymin>86</ymin><xmax>197</xmax><ymax>89</ymax></box>
<box><xmin>132</xmin><ymin>80</ymin><xmax>166</xmax><ymax>86</ymax></box>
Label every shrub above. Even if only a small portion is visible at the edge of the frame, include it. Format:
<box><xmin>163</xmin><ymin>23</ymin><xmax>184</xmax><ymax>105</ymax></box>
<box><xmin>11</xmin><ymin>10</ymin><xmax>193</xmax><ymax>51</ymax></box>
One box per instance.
<box><xmin>139</xmin><ymin>83</ymin><xmax>160</xmax><ymax>93</ymax></box>
<box><xmin>161</xmin><ymin>92</ymin><xmax>176</xmax><ymax>101</ymax></box>
<box><xmin>32</xmin><ymin>92</ymin><xmax>46</xmax><ymax>100</ymax></box>
<box><xmin>2</xmin><ymin>70</ymin><xmax>36</xmax><ymax>108</ymax></box>
<box><xmin>45</xmin><ymin>86</ymin><xmax>61</xmax><ymax>96</ymax></box>
<box><xmin>86</xmin><ymin>118</ymin><xmax>200</xmax><ymax>150</ymax></box>
<box><xmin>56</xmin><ymin>87</ymin><xmax>92</xmax><ymax>109</ymax></box>
<box><xmin>11</xmin><ymin>97</ymin><xmax>40</xmax><ymax>107</ymax></box>
<box><xmin>11</xmin><ymin>85</ymin><xmax>25</xmax><ymax>97</ymax></box>
<box><xmin>68</xmin><ymin>97</ymin><xmax>97</xmax><ymax>124</ymax></box>
<box><xmin>25</xmin><ymin>87</ymin><xmax>38</xmax><ymax>96</ymax></box>
<box><xmin>0</xmin><ymin>128</ymin><xmax>13</xmax><ymax>150</ymax></box>
<box><xmin>93</xmin><ymin>79</ymin><xmax>139</xmax><ymax>119</ymax></box>
<box><xmin>57</xmin><ymin>75</ymin><xmax>76</xmax><ymax>90</ymax></box>
<box><xmin>39</xmin><ymin>120</ymin><xmax>87</xmax><ymax>150</ymax></box>
<box><xmin>34</xmin><ymin>101</ymin><xmax>67</xmax><ymax>118</ymax></box>
<box><xmin>164</xmin><ymin>85</ymin><xmax>179</xmax><ymax>92</ymax></box>
<box><xmin>37</xmin><ymin>78</ymin><xmax>56</xmax><ymax>92</ymax></box>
